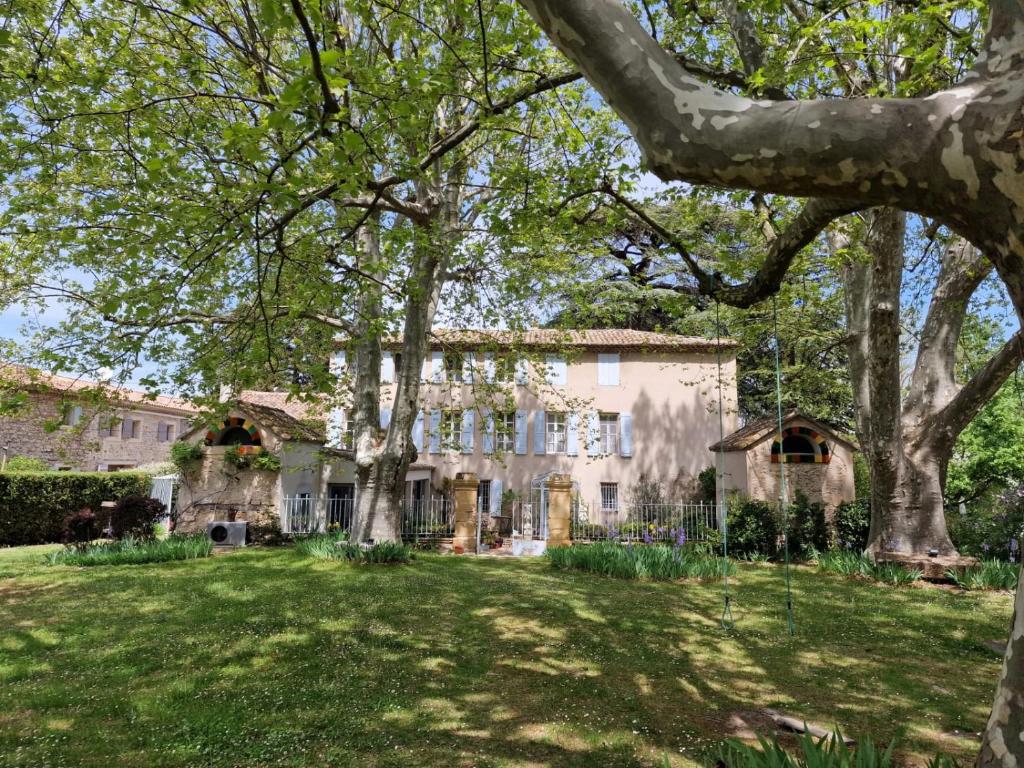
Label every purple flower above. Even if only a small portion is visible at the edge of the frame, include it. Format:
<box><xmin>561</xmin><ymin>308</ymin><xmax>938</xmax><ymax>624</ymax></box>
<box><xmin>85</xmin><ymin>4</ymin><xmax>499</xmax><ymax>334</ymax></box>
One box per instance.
<box><xmin>643</xmin><ymin>530</ymin><xmax>653</xmax><ymax>544</ymax></box>
<box><xmin>983</xmin><ymin>542</ymin><xmax>991</xmax><ymax>553</ymax></box>
<box><xmin>609</xmin><ymin>526</ymin><xmax>620</xmax><ymax>540</ymax></box>
<box><xmin>676</xmin><ymin>528</ymin><xmax>688</xmax><ymax>547</ymax></box>
<box><xmin>1012</xmin><ymin>538</ymin><xmax>1019</xmax><ymax>552</ymax></box>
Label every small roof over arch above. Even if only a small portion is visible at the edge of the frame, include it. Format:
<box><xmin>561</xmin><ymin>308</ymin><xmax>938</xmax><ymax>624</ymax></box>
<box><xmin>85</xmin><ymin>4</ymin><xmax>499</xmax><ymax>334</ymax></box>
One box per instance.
<box><xmin>708</xmin><ymin>410</ymin><xmax>858</xmax><ymax>454</ymax></box>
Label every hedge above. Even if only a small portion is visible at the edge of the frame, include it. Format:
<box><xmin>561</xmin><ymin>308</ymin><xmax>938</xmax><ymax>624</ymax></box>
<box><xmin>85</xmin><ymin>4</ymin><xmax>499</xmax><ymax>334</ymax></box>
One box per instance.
<box><xmin>0</xmin><ymin>471</ymin><xmax>150</xmax><ymax>546</ymax></box>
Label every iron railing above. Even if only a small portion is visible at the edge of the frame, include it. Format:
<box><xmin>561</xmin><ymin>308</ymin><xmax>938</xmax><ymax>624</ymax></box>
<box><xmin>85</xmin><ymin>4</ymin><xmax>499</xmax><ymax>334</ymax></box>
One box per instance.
<box><xmin>280</xmin><ymin>495</ymin><xmax>452</xmax><ymax>540</ymax></box>
<box><xmin>573</xmin><ymin>501</ymin><xmax>720</xmax><ymax>542</ymax></box>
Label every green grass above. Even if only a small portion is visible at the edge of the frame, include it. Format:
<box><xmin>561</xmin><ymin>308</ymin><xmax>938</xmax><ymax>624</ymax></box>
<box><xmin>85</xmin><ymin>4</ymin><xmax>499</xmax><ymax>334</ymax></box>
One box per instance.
<box><xmin>44</xmin><ymin>533</ymin><xmax>213</xmax><ymax>567</ymax></box>
<box><xmin>947</xmin><ymin>560</ymin><xmax>1021</xmax><ymax>591</ymax></box>
<box><xmin>548</xmin><ymin>542</ymin><xmax>732</xmax><ymax>581</ymax></box>
<box><xmin>0</xmin><ymin>547</ymin><xmax>1011</xmax><ymax>767</ymax></box>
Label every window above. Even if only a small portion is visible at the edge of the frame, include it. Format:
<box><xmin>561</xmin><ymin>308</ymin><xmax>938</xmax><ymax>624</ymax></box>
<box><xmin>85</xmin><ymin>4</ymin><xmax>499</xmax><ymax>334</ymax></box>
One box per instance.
<box><xmin>600</xmin><ymin>482</ymin><xmax>619</xmax><ymax>512</ymax></box>
<box><xmin>62</xmin><ymin>405</ymin><xmax>83</xmax><ymax>427</ymax></box>
<box><xmin>121</xmin><ymin>418</ymin><xmax>141</xmax><ymax>440</ymax></box>
<box><xmin>545</xmin><ymin>354</ymin><xmax>567</xmax><ymax>385</ymax></box>
<box><xmin>477</xmin><ymin>480</ymin><xmax>491</xmax><ymax>515</ymax></box>
<box><xmin>545</xmin><ymin>412</ymin><xmax>566</xmax><ymax>454</ymax></box>
<box><xmin>494</xmin><ymin>355</ymin><xmax>515</xmax><ymax>383</ymax></box>
<box><xmin>444</xmin><ymin>352</ymin><xmax>464</xmax><ymax>383</ymax></box>
<box><xmin>156</xmin><ymin>422</ymin><xmax>175</xmax><ymax>443</ymax></box>
<box><xmin>342</xmin><ymin>416</ymin><xmax>355</xmax><ymax>450</ymax></box>
<box><xmin>107</xmin><ymin>464</ymin><xmax>135</xmax><ymax>472</ymax></box>
<box><xmin>97</xmin><ymin>416</ymin><xmax>116</xmax><ymax>438</ymax></box>
<box><xmin>599</xmin><ymin>413</ymin><xmax>619</xmax><ymax>454</ymax></box>
<box><xmin>597</xmin><ymin>353</ymin><xmax>620</xmax><ymax>386</ymax></box>
<box><xmin>441</xmin><ymin>409</ymin><xmax>463</xmax><ymax>450</ymax></box>
<box><xmin>495</xmin><ymin>411</ymin><xmax>515</xmax><ymax>453</ymax></box>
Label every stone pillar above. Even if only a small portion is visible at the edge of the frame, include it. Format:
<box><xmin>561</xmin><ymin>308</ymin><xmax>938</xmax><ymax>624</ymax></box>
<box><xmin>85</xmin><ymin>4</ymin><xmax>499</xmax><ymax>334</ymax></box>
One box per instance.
<box><xmin>546</xmin><ymin>474</ymin><xmax>573</xmax><ymax>548</ymax></box>
<box><xmin>452</xmin><ymin>472</ymin><xmax>479</xmax><ymax>553</ymax></box>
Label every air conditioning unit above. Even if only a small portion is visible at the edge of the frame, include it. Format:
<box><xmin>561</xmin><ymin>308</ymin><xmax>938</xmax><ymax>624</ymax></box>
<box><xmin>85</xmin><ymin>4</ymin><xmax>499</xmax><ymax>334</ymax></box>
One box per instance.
<box><xmin>207</xmin><ymin>520</ymin><xmax>247</xmax><ymax>547</ymax></box>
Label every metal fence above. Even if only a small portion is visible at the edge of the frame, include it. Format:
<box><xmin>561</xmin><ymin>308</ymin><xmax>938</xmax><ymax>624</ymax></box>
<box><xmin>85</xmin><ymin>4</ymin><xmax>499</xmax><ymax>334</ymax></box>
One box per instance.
<box><xmin>281</xmin><ymin>495</ymin><xmax>452</xmax><ymax>541</ymax></box>
<box><xmin>573</xmin><ymin>501</ymin><xmax>720</xmax><ymax>542</ymax></box>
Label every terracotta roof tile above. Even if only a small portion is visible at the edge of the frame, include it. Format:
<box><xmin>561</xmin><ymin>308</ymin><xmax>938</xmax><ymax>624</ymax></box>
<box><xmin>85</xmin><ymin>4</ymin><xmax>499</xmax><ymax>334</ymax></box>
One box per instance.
<box><xmin>709</xmin><ymin>410</ymin><xmax>858</xmax><ymax>452</ymax></box>
<box><xmin>371</xmin><ymin>328</ymin><xmax>737</xmax><ymax>352</ymax></box>
<box><xmin>0</xmin><ymin>363</ymin><xmax>196</xmax><ymax>415</ymax></box>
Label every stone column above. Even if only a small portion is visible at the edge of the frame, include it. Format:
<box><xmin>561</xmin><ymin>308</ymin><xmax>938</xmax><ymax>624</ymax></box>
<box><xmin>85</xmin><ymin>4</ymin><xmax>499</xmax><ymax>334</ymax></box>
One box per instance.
<box><xmin>452</xmin><ymin>472</ymin><xmax>479</xmax><ymax>553</ymax></box>
<box><xmin>545</xmin><ymin>474</ymin><xmax>573</xmax><ymax>548</ymax></box>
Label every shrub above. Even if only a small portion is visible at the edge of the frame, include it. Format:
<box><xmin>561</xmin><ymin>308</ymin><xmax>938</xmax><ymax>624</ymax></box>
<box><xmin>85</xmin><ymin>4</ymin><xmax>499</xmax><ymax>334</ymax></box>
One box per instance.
<box><xmin>0</xmin><ymin>471</ymin><xmax>149</xmax><ymax>546</ymax></box>
<box><xmin>787</xmin><ymin>492</ymin><xmax>829</xmax><ymax>560</ymax></box>
<box><xmin>833</xmin><ymin>499</ymin><xmax>871</xmax><ymax>551</ymax></box>
<box><xmin>62</xmin><ymin>508</ymin><xmax>98</xmax><ymax>550</ymax></box>
<box><xmin>109</xmin><ymin>495</ymin><xmax>166</xmax><ymax>540</ymax></box>
<box><xmin>696</xmin><ymin>465</ymin><xmax>717</xmax><ymax>502</ymax></box>
<box><xmin>628</xmin><ymin>473</ymin><xmax>666</xmax><ymax>507</ymax></box>
<box><xmin>246</xmin><ymin>517</ymin><xmax>287</xmax><ymax>546</ymax></box>
<box><xmin>947</xmin><ymin>559</ymin><xmax>1020</xmax><ymax>591</ymax></box>
<box><xmin>46</xmin><ymin>533</ymin><xmax>213</xmax><ymax>567</ymax></box>
<box><xmin>726</xmin><ymin>498</ymin><xmax>779</xmax><ymax>558</ymax></box>
<box><xmin>547</xmin><ymin>542</ymin><xmax>733</xmax><ymax>581</ymax></box>
<box><xmin>223</xmin><ymin>445</ymin><xmax>281</xmax><ymax>471</ymax></box>
<box><xmin>4</xmin><ymin>455</ymin><xmax>50</xmax><ymax>472</ymax></box>
<box><xmin>169</xmin><ymin>442</ymin><xmax>203</xmax><ymax>475</ymax></box>
<box><xmin>949</xmin><ymin>485</ymin><xmax>1024</xmax><ymax>561</ymax></box>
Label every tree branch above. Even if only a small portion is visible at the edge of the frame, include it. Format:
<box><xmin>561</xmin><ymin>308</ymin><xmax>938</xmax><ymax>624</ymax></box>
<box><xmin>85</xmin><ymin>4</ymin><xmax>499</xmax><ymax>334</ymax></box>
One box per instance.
<box><xmin>288</xmin><ymin>0</ymin><xmax>341</xmax><ymax>116</ymax></box>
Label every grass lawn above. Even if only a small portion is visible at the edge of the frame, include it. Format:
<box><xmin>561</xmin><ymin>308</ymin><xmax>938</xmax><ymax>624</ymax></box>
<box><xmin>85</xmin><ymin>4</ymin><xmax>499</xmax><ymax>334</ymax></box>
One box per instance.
<box><xmin>0</xmin><ymin>545</ymin><xmax>1012</xmax><ymax>767</ymax></box>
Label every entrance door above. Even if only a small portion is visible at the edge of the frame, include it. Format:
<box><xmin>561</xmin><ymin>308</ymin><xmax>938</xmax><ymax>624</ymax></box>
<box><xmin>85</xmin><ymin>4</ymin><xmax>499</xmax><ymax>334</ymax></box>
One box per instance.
<box><xmin>328</xmin><ymin>483</ymin><xmax>355</xmax><ymax>532</ymax></box>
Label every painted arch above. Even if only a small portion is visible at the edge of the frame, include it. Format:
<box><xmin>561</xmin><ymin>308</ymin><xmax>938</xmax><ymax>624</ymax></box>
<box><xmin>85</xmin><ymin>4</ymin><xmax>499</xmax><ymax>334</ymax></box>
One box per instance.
<box><xmin>205</xmin><ymin>416</ymin><xmax>263</xmax><ymax>447</ymax></box>
<box><xmin>770</xmin><ymin>425</ymin><xmax>831</xmax><ymax>464</ymax></box>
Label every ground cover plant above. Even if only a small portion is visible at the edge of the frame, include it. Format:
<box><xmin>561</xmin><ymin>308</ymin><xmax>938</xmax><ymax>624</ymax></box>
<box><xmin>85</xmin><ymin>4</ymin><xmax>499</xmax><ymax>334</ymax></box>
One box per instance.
<box><xmin>947</xmin><ymin>560</ymin><xmax>1021</xmax><ymax>591</ymax></box>
<box><xmin>44</xmin><ymin>534</ymin><xmax>213</xmax><ymax>567</ymax></box>
<box><xmin>295</xmin><ymin>533</ymin><xmax>413</xmax><ymax>564</ymax></box>
<box><xmin>0</xmin><ymin>546</ymin><xmax>1009</xmax><ymax>766</ymax></box>
<box><xmin>548</xmin><ymin>541</ymin><xmax>730</xmax><ymax>581</ymax></box>
<box><xmin>816</xmin><ymin>551</ymin><xmax>923</xmax><ymax>586</ymax></box>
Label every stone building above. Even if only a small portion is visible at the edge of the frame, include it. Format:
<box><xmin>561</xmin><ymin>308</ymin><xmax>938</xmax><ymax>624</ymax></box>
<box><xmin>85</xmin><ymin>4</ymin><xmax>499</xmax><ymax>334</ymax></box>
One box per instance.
<box><xmin>710</xmin><ymin>411</ymin><xmax>858</xmax><ymax>510</ymax></box>
<box><xmin>0</xmin><ymin>365</ymin><xmax>196</xmax><ymax>471</ymax></box>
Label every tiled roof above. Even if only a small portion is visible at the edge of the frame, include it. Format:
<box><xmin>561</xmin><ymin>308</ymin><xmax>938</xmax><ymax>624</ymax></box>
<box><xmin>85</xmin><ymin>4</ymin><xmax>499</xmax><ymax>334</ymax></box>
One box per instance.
<box><xmin>709</xmin><ymin>410</ymin><xmax>858</xmax><ymax>452</ymax></box>
<box><xmin>0</xmin><ymin>363</ymin><xmax>196</xmax><ymax>415</ymax></box>
<box><xmin>236</xmin><ymin>402</ymin><xmax>325</xmax><ymax>443</ymax></box>
<box><xmin>237</xmin><ymin>390</ymin><xmax>328</xmax><ymax>422</ymax></box>
<box><xmin>374</xmin><ymin>328</ymin><xmax>738</xmax><ymax>352</ymax></box>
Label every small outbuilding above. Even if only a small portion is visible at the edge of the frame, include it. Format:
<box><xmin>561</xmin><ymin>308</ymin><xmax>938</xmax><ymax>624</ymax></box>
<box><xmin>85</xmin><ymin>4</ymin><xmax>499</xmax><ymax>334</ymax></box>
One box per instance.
<box><xmin>710</xmin><ymin>410</ymin><xmax>857</xmax><ymax>510</ymax></box>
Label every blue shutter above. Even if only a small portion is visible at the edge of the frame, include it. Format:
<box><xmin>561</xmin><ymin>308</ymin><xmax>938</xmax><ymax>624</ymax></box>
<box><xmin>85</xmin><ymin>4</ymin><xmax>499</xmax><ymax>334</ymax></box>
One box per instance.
<box><xmin>597</xmin><ymin>353</ymin><xmax>620</xmax><ymax>386</ymax></box>
<box><xmin>431</xmin><ymin>351</ymin><xmax>444</xmax><ymax>383</ymax></box>
<box><xmin>514</xmin><ymin>410</ymin><xmax>528</xmax><ymax>455</ymax></box>
<box><xmin>545</xmin><ymin>354</ymin><xmax>567</xmax><ymax>385</ymax></box>
<box><xmin>533</xmin><ymin>411</ymin><xmax>546</xmax><ymax>455</ymax></box>
<box><xmin>327</xmin><ymin>408</ymin><xmax>345</xmax><ymax>448</ymax></box>
<box><xmin>566</xmin><ymin>412</ymin><xmax>579</xmax><ymax>456</ymax></box>
<box><xmin>463</xmin><ymin>352</ymin><xmax>475</xmax><ymax>383</ymax></box>
<box><xmin>490</xmin><ymin>478</ymin><xmax>503</xmax><ymax>515</ymax></box>
<box><xmin>412</xmin><ymin>411</ymin><xmax>424</xmax><ymax>451</ymax></box>
<box><xmin>380</xmin><ymin>408</ymin><xmax>391</xmax><ymax>428</ymax></box>
<box><xmin>429</xmin><ymin>410</ymin><xmax>442</xmax><ymax>454</ymax></box>
<box><xmin>482</xmin><ymin>409</ymin><xmax>495</xmax><ymax>454</ymax></box>
<box><xmin>381</xmin><ymin>352</ymin><xmax>395</xmax><ymax>383</ymax></box>
<box><xmin>514</xmin><ymin>359</ymin><xmax>529</xmax><ymax>385</ymax></box>
<box><xmin>483</xmin><ymin>352</ymin><xmax>496</xmax><ymax>382</ymax></box>
<box><xmin>461</xmin><ymin>410</ymin><xmax>475</xmax><ymax>454</ymax></box>
<box><xmin>620</xmin><ymin>413</ymin><xmax>633</xmax><ymax>457</ymax></box>
<box><xmin>586</xmin><ymin>411</ymin><xmax>600</xmax><ymax>456</ymax></box>
<box><xmin>331</xmin><ymin>350</ymin><xmax>346</xmax><ymax>375</ymax></box>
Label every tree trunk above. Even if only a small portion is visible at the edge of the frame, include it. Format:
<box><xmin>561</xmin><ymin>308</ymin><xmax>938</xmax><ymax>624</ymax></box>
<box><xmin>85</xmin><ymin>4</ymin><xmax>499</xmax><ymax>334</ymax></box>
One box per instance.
<box><xmin>351</xmin><ymin>453</ymin><xmax>407</xmax><ymax>543</ymax></box>
<box><xmin>979</xmin><ymin>565</ymin><xmax>1024</xmax><ymax>768</ymax></box>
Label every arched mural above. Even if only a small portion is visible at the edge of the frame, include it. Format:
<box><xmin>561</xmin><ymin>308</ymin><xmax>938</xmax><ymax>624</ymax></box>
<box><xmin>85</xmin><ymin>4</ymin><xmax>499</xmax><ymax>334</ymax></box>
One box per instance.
<box><xmin>770</xmin><ymin>425</ymin><xmax>831</xmax><ymax>464</ymax></box>
<box><xmin>205</xmin><ymin>416</ymin><xmax>263</xmax><ymax>448</ymax></box>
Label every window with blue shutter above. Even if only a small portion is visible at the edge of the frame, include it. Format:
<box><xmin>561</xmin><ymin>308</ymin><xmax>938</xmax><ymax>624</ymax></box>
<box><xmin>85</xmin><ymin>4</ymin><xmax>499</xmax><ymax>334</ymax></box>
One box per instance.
<box><xmin>381</xmin><ymin>352</ymin><xmax>395</xmax><ymax>383</ymax></box>
<box><xmin>514</xmin><ymin>410</ymin><xmax>528</xmax><ymax>455</ymax></box>
<box><xmin>481</xmin><ymin>410</ymin><xmax>495</xmax><ymax>454</ymax></box>
<box><xmin>327</xmin><ymin>408</ymin><xmax>345</xmax><ymax>448</ymax></box>
<box><xmin>490</xmin><ymin>478</ymin><xmax>503</xmax><ymax>516</ymax></box>
<box><xmin>585</xmin><ymin>411</ymin><xmax>600</xmax><ymax>456</ymax></box>
<box><xmin>533</xmin><ymin>411</ymin><xmax>546</xmax><ymax>454</ymax></box>
<box><xmin>597</xmin><ymin>353</ymin><xmax>620</xmax><ymax>386</ymax></box>
<box><xmin>620</xmin><ymin>413</ymin><xmax>634</xmax><ymax>457</ymax></box>
<box><xmin>331</xmin><ymin>350</ymin><xmax>347</xmax><ymax>375</ymax></box>
<box><xmin>483</xmin><ymin>352</ymin><xmax>496</xmax><ymax>383</ymax></box>
<box><xmin>566</xmin><ymin>412</ymin><xmax>579</xmax><ymax>456</ymax></box>
<box><xmin>463</xmin><ymin>352</ymin><xmax>475</xmax><ymax>383</ymax></box>
<box><xmin>380</xmin><ymin>408</ymin><xmax>391</xmax><ymax>428</ymax></box>
<box><xmin>514</xmin><ymin>359</ymin><xmax>529</xmax><ymax>385</ymax></box>
<box><xmin>412</xmin><ymin>412</ymin><xmax>424</xmax><ymax>451</ymax></box>
<box><xmin>545</xmin><ymin>354</ymin><xmax>567</xmax><ymax>385</ymax></box>
<box><xmin>431</xmin><ymin>351</ymin><xmax>444</xmax><ymax>383</ymax></box>
<box><xmin>461</xmin><ymin>411</ymin><xmax>475</xmax><ymax>453</ymax></box>
<box><xmin>428</xmin><ymin>410</ymin><xmax>442</xmax><ymax>453</ymax></box>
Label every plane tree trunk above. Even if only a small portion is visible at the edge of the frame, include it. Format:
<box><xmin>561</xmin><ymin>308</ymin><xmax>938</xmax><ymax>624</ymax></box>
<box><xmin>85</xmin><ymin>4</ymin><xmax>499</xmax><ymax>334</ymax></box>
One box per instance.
<box><xmin>838</xmin><ymin>210</ymin><xmax>1023</xmax><ymax>557</ymax></box>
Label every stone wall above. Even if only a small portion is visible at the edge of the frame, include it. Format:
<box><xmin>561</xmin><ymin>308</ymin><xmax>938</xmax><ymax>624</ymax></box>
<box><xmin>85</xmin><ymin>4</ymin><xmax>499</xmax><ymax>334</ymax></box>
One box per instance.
<box><xmin>744</xmin><ymin>426</ymin><xmax>856</xmax><ymax>511</ymax></box>
<box><xmin>0</xmin><ymin>390</ymin><xmax>192</xmax><ymax>471</ymax></box>
<box><xmin>174</xmin><ymin>446</ymin><xmax>282</xmax><ymax>532</ymax></box>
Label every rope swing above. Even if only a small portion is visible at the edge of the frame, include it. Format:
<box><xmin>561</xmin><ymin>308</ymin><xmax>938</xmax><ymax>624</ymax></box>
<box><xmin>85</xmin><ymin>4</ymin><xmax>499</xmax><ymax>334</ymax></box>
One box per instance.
<box><xmin>714</xmin><ymin>299</ymin><xmax>735</xmax><ymax>631</ymax></box>
<box><xmin>772</xmin><ymin>295</ymin><xmax>797</xmax><ymax>636</ymax></box>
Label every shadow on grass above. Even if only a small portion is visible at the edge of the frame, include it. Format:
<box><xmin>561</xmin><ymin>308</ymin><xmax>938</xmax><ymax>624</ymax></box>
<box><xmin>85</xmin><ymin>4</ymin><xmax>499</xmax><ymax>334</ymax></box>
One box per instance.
<box><xmin>0</xmin><ymin>548</ymin><xmax>1010</xmax><ymax>767</ymax></box>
